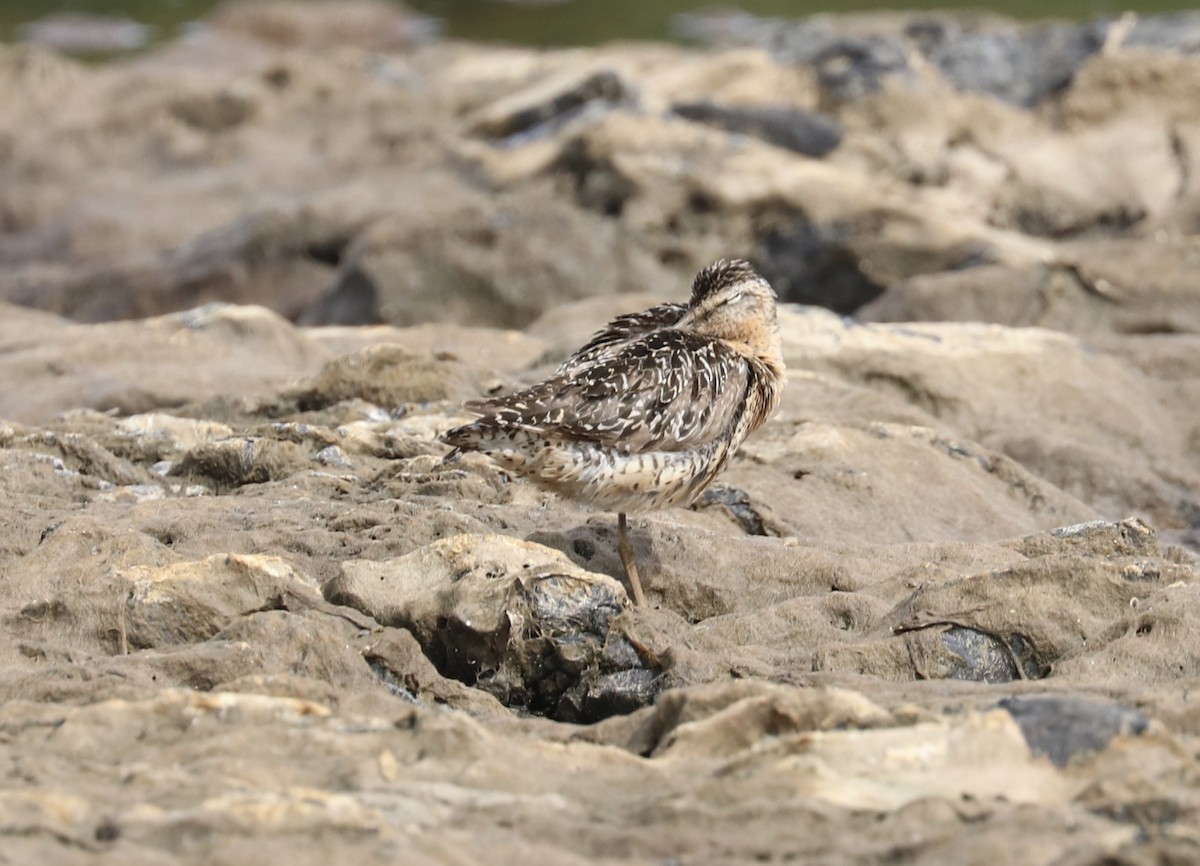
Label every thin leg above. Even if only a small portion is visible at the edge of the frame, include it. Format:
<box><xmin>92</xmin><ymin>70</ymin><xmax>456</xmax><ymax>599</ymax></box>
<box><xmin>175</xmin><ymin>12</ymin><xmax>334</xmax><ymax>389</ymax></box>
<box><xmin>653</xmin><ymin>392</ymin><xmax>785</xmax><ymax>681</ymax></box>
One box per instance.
<box><xmin>617</xmin><ymin>512</ymin><xmax>646</xmax><ymax>607</ymax></box>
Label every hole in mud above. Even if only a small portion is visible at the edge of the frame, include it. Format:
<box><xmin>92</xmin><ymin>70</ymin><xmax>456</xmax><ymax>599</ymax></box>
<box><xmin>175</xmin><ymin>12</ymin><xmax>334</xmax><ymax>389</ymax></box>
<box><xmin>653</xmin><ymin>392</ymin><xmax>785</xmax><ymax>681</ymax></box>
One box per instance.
<box><xmin>421</xmin><ymin>582</ymin><xmax>663</xmax><ymax>723</ymax></box>
<box><xmin>687</xmin><ymin>190</ymin><xmax>717</xmax><ymax>214</ymax></box>
<box><xmin>305</xmin><ymin>238</ymin><xmax>347</xmax><ymax>267</ymax></box>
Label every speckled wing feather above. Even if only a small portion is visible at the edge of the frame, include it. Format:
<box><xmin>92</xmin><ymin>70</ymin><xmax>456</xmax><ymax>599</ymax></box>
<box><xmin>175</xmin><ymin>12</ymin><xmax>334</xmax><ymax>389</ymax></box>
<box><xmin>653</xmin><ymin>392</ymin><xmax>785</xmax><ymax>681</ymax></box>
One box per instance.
<box><xmin>553</xmin><ymin>303</ymin><xmax>687</xmax><ymax>376</ymax></box>
<box><xmin>462</xmin><ymin>328</ymin><xmax>751</xmax><ymax>454</ymax></box>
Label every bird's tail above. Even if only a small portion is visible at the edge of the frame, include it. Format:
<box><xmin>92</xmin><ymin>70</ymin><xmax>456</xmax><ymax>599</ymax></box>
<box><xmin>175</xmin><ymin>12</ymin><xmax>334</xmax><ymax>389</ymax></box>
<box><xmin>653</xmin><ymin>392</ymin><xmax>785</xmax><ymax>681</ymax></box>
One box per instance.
<box><xmin>439</xmin><ymin>421</ymin><xmax>482</xmax><ymax>463</ymax></box>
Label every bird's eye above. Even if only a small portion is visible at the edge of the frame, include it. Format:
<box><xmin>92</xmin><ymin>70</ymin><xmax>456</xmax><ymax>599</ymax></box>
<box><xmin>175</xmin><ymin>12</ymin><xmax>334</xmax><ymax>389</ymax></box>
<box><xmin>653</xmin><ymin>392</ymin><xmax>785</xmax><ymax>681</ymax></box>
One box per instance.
<box><xmin>726</xmin><ymin>290</ymin><xmax>744</xmax><ymax>305</ymax></box>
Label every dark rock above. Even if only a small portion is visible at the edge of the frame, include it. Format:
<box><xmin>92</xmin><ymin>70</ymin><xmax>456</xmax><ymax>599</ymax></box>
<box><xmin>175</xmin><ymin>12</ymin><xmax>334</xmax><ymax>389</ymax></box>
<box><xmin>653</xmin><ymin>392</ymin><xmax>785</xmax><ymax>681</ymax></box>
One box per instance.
<box><xmin>298</xmin><ymin>266</ymin><xmax>384</xmax><ymax>326</ymax></box>
<box><xmin>694</xmin><ymin>484</ymin><xmax>769</xmax><ymax>536</ymax></box>
<box><xmin>941</xmin><ymin>626</ymin><xmax>1045</xmax><ymax>682</ymax></box>
<box><xmin>671</xmin><ymin>9</ymin><xmax>802</xmax><ymax>51</ymax></box>
<box><xmin>570</xmin><ymin>668</ymin><xmax>663</xmax><ymax>721</ymax></box>
<box><xmin>676</xmin><ymin>10</ymin><xmax>1113</xmax><ymax>107</ymax></box>
<box><xmin>914</xmin><ymin>18</ymin><xmax>1107</xmax><ymax>106</ymax></box>
<box><xmin>554</xmin><ymin>136</ymin><xmax>638</xmax><ymax>217</ymax></box>
<box><xmin>1000</xmin><ymin>695</ymin><xmax>1149</xmax><ymax>766</ymax></box>
<box><xmin>359</xmin><ymin>626</ymin><xmax>510</xmax><ymax>716</ymax></box>
<box><xmin>752</xmin><ymin>217</ymin><xmax>886</xmax><ymax>314</ymax></box>
<box><xmin>675</xmin><ymin>14</ymin><xmax>915</xmax><ymax>103</ymax></box>
<box><xmin>671</xmin><ymin>102</ymin><xmax>842</xmax><ymax>157</ymax></box>
<box><xmin>813</xmin><ymin>36</ymin><xmax>913</xmax><ymax>105</ymax></box>
<box><xmin>472</xmin><ymin>70</ymin><xmax>631</xmax><ymax>142</ymax></box>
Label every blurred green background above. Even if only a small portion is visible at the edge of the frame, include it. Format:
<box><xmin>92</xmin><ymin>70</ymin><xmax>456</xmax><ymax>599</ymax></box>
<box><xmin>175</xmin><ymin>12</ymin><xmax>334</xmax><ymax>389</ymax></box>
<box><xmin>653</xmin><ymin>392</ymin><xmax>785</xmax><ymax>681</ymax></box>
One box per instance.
<box><xmin>2</xmin><ymin>0</ymin><xmax>1198</xmax><ymax>48</ymax></box>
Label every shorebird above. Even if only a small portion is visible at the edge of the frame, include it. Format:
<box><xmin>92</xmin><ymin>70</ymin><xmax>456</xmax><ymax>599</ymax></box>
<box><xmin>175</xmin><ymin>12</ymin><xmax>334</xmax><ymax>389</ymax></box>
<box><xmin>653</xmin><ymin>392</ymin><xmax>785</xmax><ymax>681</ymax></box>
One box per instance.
<box><xmin>441</xmin><ymin>259</ymin><xmax>786</xmax><ymax>606</ymax></box>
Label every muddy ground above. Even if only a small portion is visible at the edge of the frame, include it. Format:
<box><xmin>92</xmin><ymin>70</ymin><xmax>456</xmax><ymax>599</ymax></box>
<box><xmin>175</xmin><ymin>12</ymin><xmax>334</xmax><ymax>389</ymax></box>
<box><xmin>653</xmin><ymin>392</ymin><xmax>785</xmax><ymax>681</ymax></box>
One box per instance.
<box><xmin>2</xmin><ymin>3</ymin><xmax>1200</xmax><ymax>864</ymax></box>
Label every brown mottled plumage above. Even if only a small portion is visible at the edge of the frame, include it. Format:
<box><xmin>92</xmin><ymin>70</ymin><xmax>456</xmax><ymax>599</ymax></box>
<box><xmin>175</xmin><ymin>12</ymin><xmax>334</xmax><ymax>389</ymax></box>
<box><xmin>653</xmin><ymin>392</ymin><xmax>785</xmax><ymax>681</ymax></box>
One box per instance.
<box><xmin>441</xmin><ymin>258</ymin><xmax>786</xmax><ymax>606</ymax></box>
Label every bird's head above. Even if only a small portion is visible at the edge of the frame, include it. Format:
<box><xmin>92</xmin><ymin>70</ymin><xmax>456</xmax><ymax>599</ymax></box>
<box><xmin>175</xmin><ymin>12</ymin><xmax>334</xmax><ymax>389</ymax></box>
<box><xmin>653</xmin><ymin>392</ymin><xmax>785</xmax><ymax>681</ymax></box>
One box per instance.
<box><xmin>684</xmin><ymin>258</ymin><xmax>781</xmax><ymax>355</ymax></box>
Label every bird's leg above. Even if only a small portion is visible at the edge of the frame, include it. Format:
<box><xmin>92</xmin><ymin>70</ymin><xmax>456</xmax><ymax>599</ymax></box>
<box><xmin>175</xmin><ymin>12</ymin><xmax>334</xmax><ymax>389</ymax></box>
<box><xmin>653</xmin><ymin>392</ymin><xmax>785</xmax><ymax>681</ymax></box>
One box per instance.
<box><xmin>617</xmin><ymin>512</ymin><xmax>646</xmax><ymax>607</ymax></box>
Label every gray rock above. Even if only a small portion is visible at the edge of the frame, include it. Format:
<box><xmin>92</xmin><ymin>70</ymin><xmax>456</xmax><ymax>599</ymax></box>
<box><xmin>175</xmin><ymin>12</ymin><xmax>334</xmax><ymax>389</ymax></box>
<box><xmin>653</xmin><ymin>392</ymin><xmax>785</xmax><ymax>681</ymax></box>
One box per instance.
<box><xmin>471</xmin><ymin>69</ymin><xmax>632</xmax><ymax>142</ymax></box>
<box><xmin>1001</xmin><ymin>695</ymin><xmax>1149</xmax><ymax>766</ymax></box>
<box><xmin>914</xmin><ymin>18</ymin><xmax>1107</xmax><ymax>106</ymax></box>
<box><xmin>941</xmin><ymin>626</ymin><xmax>1044</xmax><ymax>682</ymax></box>
<box><xmin>671</xmin><ymin>102</ymin><xmax>842</xmax><ymax>157</ymax></box>
<box><xmin>813</xmin><ymin>36</ymin><xmax>914</xmax><ymax>104</ymax></box>
<box><xmin>1127</xmin><ymin>12</ymin><xmax>1200</xmax><ymax>53</ymax></box>
<box><xmin>19</xmin><ymin>13</ymin><xmax>150</xmax><ymax>54</ymax></box>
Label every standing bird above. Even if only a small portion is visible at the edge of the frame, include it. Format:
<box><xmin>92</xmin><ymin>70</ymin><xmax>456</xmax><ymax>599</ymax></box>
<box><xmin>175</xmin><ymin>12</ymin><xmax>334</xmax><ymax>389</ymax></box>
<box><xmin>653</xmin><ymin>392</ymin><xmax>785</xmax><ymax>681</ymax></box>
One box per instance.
<box><xmin>441</xmin><ymin>259</ymin><xmax>786</xmax><ymax>606</ymax></box>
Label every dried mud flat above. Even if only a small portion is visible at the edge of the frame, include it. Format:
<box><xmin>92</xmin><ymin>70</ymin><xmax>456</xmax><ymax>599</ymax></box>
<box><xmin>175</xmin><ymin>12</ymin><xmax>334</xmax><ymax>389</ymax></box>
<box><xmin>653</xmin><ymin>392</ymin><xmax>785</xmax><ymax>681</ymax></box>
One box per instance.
<box><xmin>3</xmin><ymin>4</ymin><xmax>1200</xmax><ymax>865</ymax></box>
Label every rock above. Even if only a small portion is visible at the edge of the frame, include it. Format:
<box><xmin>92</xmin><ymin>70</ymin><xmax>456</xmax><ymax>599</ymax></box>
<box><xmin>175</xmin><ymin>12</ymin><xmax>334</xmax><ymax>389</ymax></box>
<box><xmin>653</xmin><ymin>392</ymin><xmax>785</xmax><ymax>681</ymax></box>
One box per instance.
<box><xmin>18</xmin><ymin>13</ymin><xmax>150</xmax><ymax>54</ymax></box>
<box><xmin>15</xmin><ymin>550</ymin><xmax>320</xmax><ymax>653</ymax></box>
<box><xmin>121</xmin><ymin>554</ymin><xmax>314</xmax><ymax>647</ymax></box>
<box><xmin>0</xmin><ymin>303</ymin><xmax>332</xmax><ymax>424</ymax></box>
<box><xmin>329</xmin><ymin>183</ymin><xmax>665</xmax><ymax>329</ymax></box>
<box><xmin>211</xmin><ymin>0</ymin><xmax>440</xmax><ymax>50</ymax></box>
<box><xmin>695</xmin><ymin>484</ymin><xmax>768</xmax><ymax>536</ymax></box>
<box><xmin>169</xmin><ymin>85</ymin><xmax>258</xmax><ymax>133</ymax></box>
<box><xmin>914</xmin><ymin>18</ymin><xmax>1108</xmax><ymax>107</ymax></box>
<box><xmin>1001</xmin><ymin>695</ymin><xmax>1150</xmax><ymax>767</ymax></box>
<box><xmin>629</xmin><ymin>681</ymin><xmax>894</xmax><ymax>758</ymax></box>
<box><xmin>777</xmin><ymin>308</ymin><xmax>1200</xmax><ymax>537</ymax></box>
<box><xmin>939</xmin><ymin>625</ymin><xmax>1043</xmax><ymax>682</ymax></box>
<box><xmin>675</xmin><ymin>12</ymin><xmax>917</xmax><ymax>103</ymax></box>
<box><xmin>671</xmin><ymin>101</ymin><xmax>842</xmax><ymax>156</ymax></box>
<box><xmin>813</xmin><ymin>35</ymin><xmax>914</xmax><ymax>105</ymax></box>
<box><xmin>270</xmin><ymin>343</ymin><xmax>487</xmax><ymax>414</ymax></box>
<box><xmin>172</xmin><ymin>437</ymin><xmax>312</xmax><ymax>491</ymax></box>
<box><xmin>1010</xmin><ymin>517</ymin><xmax>1160</xmax><ymax>559</ymax></box>
<box><xmin>324</xmin><ymin>533</ymin><xmax>662</xmax><ymax>721</ymax></box>
<box><xmin>118</xmin><ymin>412</ymin><xmax>236</xmax><ymax>453</ymax></box>
<box><xmin>752</xmin><ymin>217</ymin><xmax>888</xmax><ymax>312</ymax></box>
<box><xmin>861</xmin><ymin>239</ymin><xmax>1200</xmax><ymax>338</ymax></box>
<box><xmin>676</xmin><ymin>11</ymin><xmax>1124</xmax><ymax>107</ymax></box>
<box><xmin>1126</xmin><ymin>11</ymin><xmax>1200</xmax><ymax>53</ymax></box>
<box><xmin>469</xmin><ymin>69</ymin><xmax>631</xmax><ymax>141</ymax></box>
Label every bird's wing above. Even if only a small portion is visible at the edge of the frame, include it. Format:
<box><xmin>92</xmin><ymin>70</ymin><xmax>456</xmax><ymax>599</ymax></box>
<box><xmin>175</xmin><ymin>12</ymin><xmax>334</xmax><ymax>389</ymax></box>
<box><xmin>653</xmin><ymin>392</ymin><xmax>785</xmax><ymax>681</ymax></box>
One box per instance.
<box><xmin>465</xmin><ymin>329</ymin><xmax>750</xmax><ymax>453</ymax></box>
<box><xmin>553</xmin><ymin>303</ymin><xmax>688</xmax><ymax>377</ymax></box>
